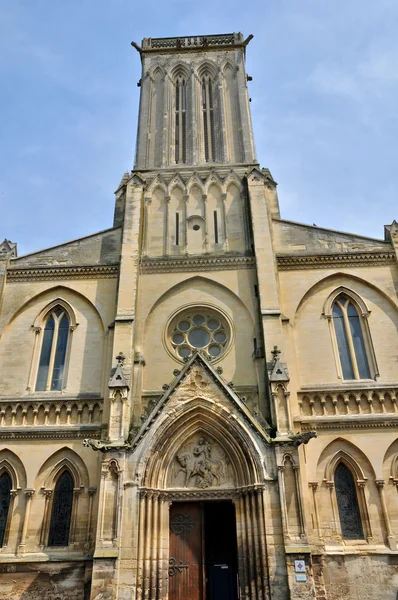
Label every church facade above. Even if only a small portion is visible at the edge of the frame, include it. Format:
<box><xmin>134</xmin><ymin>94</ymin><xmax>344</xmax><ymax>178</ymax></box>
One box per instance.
<box><xmin>0</xmin><ymin>32</ymin><xmax>398</xmax><ymax>600</ymax></box>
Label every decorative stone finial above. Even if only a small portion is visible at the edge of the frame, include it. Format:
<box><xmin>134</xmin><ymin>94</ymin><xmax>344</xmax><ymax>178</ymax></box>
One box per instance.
<box><xmin>271</xmin><ymin>346</ymin><xmax>281</xmax><ymax>361</ymax></box>
<box><xmin>116</xmin><ymin>352</ymin><xmax>126</xmax><ymax>365</ymax></box>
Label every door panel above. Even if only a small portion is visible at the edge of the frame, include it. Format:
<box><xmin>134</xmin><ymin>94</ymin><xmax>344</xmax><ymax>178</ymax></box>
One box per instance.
<box><xmin>169</xmin><ymin>502</ymin><xmax>203</xmax><ymax>600</ymax></box>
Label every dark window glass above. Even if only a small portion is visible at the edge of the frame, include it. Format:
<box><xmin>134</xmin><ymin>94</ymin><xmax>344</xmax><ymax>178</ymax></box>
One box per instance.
<box><xmin>175</xmin><ymin>212</ymin><xmax>179</xmax><ymax>246</ymax></box>
<box><xmin>51</xmin><ymin>314</ymin><xmax>69</xmax><ymax>390</ymax></box>
<box><xmin>0</xmin><ymin>472</ymin><xmax>12</xmax><ymax>546</ymax></box>
<box><xmin>175</xmin><ymin>79</ymin><xmax>186</xmax><ymax>164</ymax></box>
<box><xmin>332</xmin><ymin>304</ymin><xmax>354</xmax><ymax>379</ymax></box>
<box><xmin>36</xmin><ymin>316</ymin><xmax>55</xmax><ymax>391</ymax></box>
<box><xmin>334</xmin><ymin>463</ymin><xmax>364</xmax><ymax>539</ymax></box>
<box><xmin>347</xmin><ymin>303</ymin><xmax>370</xmax><ymax>378</ymax></box>
<box><xmin>213</xmin><ymin>211</ymin><xmax>218</xmax><ymax>243</ymax></box>
<box><xmin>48</xmin><ymin>470</ymin><xmax>74</xmax><ymax>546</ymax></box>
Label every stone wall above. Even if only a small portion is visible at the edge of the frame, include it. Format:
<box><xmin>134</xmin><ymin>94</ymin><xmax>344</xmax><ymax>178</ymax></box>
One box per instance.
<box><xmin>0</xmin><ymin>562</ymin><xmax>92</xmax><ymax>600</ymax></box>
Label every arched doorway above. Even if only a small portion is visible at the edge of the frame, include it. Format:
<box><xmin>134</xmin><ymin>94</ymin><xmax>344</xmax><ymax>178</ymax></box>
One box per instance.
<box><xmin>134</xmin><ymin>399</ymin><xmax>270</xmax><ymax>600</ymax></box>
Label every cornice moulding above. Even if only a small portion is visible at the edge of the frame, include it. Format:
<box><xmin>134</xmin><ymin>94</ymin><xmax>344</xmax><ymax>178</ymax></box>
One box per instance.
<box><xmin>298</xmin><ymin>417</ymin><xmax>398</xmax><ymax>431</ymax></box>
<box><xmin>6</xmin><ymin>265</ymin><xmax>119</xmax><ymax>281</ymax></box>
<box><xmin>140</xmin><ymin>255</ymin><xmax>255</xmax><ymax>273</ymax></box>
<box><xmin>276</xmin><ymin>252</ymin><xmax>396</xmax><ymax>271</ymax></box>
<box><xmin>0</xmin><ymin>427</ymin><xmax>101</xmax><ymax>440</ymax></box>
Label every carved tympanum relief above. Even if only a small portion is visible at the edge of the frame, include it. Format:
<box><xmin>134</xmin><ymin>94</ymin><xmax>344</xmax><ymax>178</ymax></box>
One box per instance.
<box><xmin>168</xmin><ymin>435</ymin><xmax>235</xmax><ymax>489</ymax></box>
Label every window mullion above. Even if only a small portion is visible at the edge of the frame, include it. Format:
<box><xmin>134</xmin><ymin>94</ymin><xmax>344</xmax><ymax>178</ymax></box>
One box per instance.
<box><xmin>342</xmin><ymin>307</ymin><xmax>359</xmax><ymax>379</ymax></box>
<box><xmin>46</xmin><ymin>316</ymin><xmax>59</xmax><ymax>391</ymax></box>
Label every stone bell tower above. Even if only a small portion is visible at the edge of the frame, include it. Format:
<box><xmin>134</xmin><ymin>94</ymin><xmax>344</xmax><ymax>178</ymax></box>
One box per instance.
<box><xmin>89</xmin><ymin>32</ymin><xmax>302</xmax><ymax>600</ymax></box>
<box><xmin>134</xmin><ymin>32</ymin><xmax>256</xmax><ymax>170</ymax></box>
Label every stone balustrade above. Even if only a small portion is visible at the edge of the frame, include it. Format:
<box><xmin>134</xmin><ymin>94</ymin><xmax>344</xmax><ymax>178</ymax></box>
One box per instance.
<box><xmin>0</xmin><ymin>397</ymin><xmax>103</xmax><ymax>427</ymax></box>
<box><xmin>298</xmin><ymin>387</ymin><xmax>398</xmax><ymax>417</ymax></box>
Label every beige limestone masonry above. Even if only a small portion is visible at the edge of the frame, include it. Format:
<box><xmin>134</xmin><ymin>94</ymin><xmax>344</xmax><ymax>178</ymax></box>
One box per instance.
<box><xmin>0</xmin><ymin>31</ymin><xmax>397</xmax><ymax>600</ymax></box>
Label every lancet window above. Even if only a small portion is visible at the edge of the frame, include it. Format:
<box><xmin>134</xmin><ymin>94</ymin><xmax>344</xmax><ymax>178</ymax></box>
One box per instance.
<box><xmin>332</xmin><ymin>294</ymin><xmax>371</xmax><ymax>380</ymax></box>
<box><xmin>36</xmin><ymin>307</ymin><xmax>70</xmax><ymax>391</ymax></box>
<box><xmin>334</xmin><ymin>462</ymin><xmax>364</xmax><ymax>539</ymax></box>
<box><xmin>175</xmin><ymin>78</ymin><xmax>187</xmax><ymax>164</ymax></box>
<box><xmin>202</xmin><ymin>74</ymin><xmax>216</xmax><ymax>162</ymax></box>
<box><xmin>0</xmin><ymin>472</ymin><xmax>12</xmax><ymax>546</ymax></box>
<box><xmin>48</xmin><ymin>470</ymin><xmax>74</xmax><ymax>546</ymax></box>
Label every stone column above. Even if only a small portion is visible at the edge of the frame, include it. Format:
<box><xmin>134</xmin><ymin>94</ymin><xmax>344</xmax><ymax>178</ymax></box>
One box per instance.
<box><xmin>376</xmin><ymin>479</ymin><xmax>397</xmax><ymax>550</ymax></box>
<box><xmin>86</xmin><ymin>487</ymin><xmax>97</xmax><ymax>545</ymax></box>
<box><xmin>19</xmin><ymin>489</ymin><xmax>34</xmax><ymax>553</ymax></box>
<box><xmin>39</xmin><ymin>489</ymin><xmax>52</xmax><ymax>547</ymax></box>
<box><xmin>357</xmin><ymin>480</ymin><xmax>373</xmax><ymax>542</ymax></box>
<box><xmin>221</xmin><ymin>192</ymin><xmax>227</xmax><ymax>249</ymax></box>
<box><xmin>309</xmin><ymin>482</ymin><xmax>321</xmax><ymax>539</ymax></box>
<box><xmin>277</xmin><ymin>465</ymin><xmax>289</xmax><ymax>540</ymax></box>
<box><xmin>164</xmin><ymin>196</ymin><xmax>170</xmax><ymax>256</ymax></box>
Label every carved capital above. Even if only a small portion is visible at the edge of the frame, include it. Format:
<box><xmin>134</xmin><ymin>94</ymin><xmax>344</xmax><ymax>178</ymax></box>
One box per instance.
<box><xmin>24</xmin><ymin>489</ymin><xmax>35</xmax><ymax>499</ymax></box>
<box><xmin>309</xmin><ymin>482</ymin><xmax>319</xmax><ymax>491</ymax></box>
<box><xmin>43</xmin><ymin>489</ymin><xmax>53</xmax><ymax>499</ymax></box>
<box><xmin>375</xmin><ymin>479</ymin><xmax>385</xmax><ymax>489</ymax></box>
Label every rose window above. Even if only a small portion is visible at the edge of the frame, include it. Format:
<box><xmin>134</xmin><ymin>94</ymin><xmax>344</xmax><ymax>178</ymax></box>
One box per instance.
<box><xmin>169</xmin><ymin>310</ymin><xmax>229</xmax><ymax>360</ymax></box>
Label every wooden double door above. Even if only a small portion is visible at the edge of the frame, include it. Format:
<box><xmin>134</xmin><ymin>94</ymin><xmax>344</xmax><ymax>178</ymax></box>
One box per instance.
<box><xmin>169</xmin><ymin>501</ymin><xmax>238</xmax><ymax>600</ymax></box>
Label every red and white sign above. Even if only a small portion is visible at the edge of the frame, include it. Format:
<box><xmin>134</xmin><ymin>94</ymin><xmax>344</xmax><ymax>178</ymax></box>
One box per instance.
<box><xmin>294</xmin><ymin>560</ymin><xmax>306</xmax><ymax>573</ymax></box>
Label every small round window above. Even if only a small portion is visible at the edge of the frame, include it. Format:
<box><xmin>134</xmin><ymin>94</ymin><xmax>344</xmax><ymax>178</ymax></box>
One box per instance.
<box><xmin>169</xmin><ymin>309</ymin><xmax>230</xmax><ymax>361</ymax></box>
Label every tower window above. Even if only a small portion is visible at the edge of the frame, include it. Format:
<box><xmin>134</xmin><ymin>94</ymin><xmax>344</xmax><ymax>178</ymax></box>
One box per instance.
<box><xmin>48</xmin><ymin>470</ymin><xmax>74</xmax><ymax>546</ymax></box>
<box><xmin>213</xmin><ymin>211</ymin><xmax>219</xmax><ymax>243</ymax></box>
<box><xmin>332</xmin><ymin>294</ymin><xmax>371</xmax><ymax>380</ymax></box>
<box><xmin>175</xmin><ymin>212</ymin><xmax>180</xmax><ymax>246</ymax></box>
<box><xmin>0</xmin><ymin>472</ymin><xmax>12</xmax><ymax>547</ymax></box>
<box><xmin>175</xmin><ymin>78</ymin><xmax>187</xmax><ymax>164</ymax></box>
<box><xmin>334</xmin><ymin>462</ymin><xmax>364</xmax><ymax>540</ymax></box>
<box><xmin>36</xmin><ymin>308</ymin><xmax>70</xmax><ymax>391</ymax></box>
<box><xmin>202</xmin><ymin>75</ymin><xmax>216</xmax><ymax>162</ymax></box>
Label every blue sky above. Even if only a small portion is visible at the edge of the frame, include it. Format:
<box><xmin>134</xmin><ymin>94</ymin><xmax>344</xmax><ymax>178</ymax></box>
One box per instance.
<box><xmin>1</xmin><ymin>0</ymin><xmax>397</xmax><ymax>256</ymax></box>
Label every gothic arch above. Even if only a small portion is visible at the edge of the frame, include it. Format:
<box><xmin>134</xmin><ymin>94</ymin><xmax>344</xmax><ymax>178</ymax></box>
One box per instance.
<box><xmin>0</xmin><ymin>449</ymin><xmax>27</xmax><ymax>490</ymax></box>
<box><xmin>32</xmin><ymin>297</ymin><xmax>78</xmax><ymax>330</ymax></box>
<box><xmin>317</xmin><ymin>438</ymin><xmax>376</xmax><ymax>482</ymax></box>
<box><xmin>146</xmin><ymin>275</ymin><xmax>254</xmax><ymax>324</ymax></box>
<box><xmin>222</xmin><ymin>61</ymin><xmax>236</xmax><ymax>76</ymax></box>
<box><xmin>170</xmin><ymin>63</ymin><xmax>190</xmax><ymax>82</ymax></box>
<box><xmin>382</xmin><ymin>438</ymin><xmax>398</xmax><ymax>481</ymax></box>
<box><xmin>224</xmin><ymin>170</ymin><xmax>243</xmax><ymax>193</ymax></box>
<box><xmin>35</xmin><ymin>447</ymin><xmax>90</xmax><ymax>490</ymax></box>
<box><xmin>186</xmin><ymin>173</ymin><xmax>205</xmax><ymax>194</ymax></box>
<box><xmin>147</xmin><ymin>174</ymin><xmax>168</xmax><ymax>195</ymax></box>
<box><xmin>294</xmin><ymin>272</ymin><xmax>398</xmax><ymax>322</ymax></box>
<box><xmin>322</xmin><ymin>286</ymin><xmax>371</xmax><ymax>318</ymax></box>
<box><xmin>3</xmin><ymin>285</ymin><xmax>105</xmax><ymax>332</ymax></box>
<box><xmin>204</xmin><ymin>170</ymin><xmax>223</xmax><ymax>194</ymax></box>
<box><xmin>149</xmin><ymin>64</ymin><xmax>165</xmax><ymax>80</ymax></box>
<box><xmin>136</xmin><ymin>398</ymin><xmax>264</xmax><ymax>490</ymax></box>
<box><xmin>196</xmin><ymin>60</ymin><xmax>218</xmax><ymax>80</ymax></box>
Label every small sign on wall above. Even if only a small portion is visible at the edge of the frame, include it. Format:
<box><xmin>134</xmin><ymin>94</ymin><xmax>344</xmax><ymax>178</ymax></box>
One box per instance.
<box><xmin>294</xmin><ymin>560</ymin><xmax>306</xmax><ymax>573</ymax></box>
<box><xmin>296</xmin><ymin>574</ymin><xmax>307</xmax><ymax>582</ymax></box>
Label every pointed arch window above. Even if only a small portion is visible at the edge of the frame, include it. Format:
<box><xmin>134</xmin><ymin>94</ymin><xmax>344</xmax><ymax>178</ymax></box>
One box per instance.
<box><xmin>175</xmin><ymin>77</ymin><xmax>187</xmax><ymax>164</ymax></box>
<box><xmin>332</xmin><ymin>294</ymin><xmax>371</xmax><ymax>380</ymax></box>
<box><xmin>48</xmin><ymin>470</ymin><xmax>74</xmax><ymax>546</ymax></box>
<box><xmin>36</xmin><ymin>308</ymin><xmax>70</xmax><ymax>391</ymax></box>
<box><xmin>0</xmin><ymin>471</ymin><xmax>12</xmax><ymax>546</ymax></box>
<box><xmin>334</xmin><ymin>462</ymin><xmax>364</xmax><ymax>539</ymax></box>
<box><xmin>202</xmin><ymin>74</ymin><xmax>216</xmax><ymax>162</ymax></box>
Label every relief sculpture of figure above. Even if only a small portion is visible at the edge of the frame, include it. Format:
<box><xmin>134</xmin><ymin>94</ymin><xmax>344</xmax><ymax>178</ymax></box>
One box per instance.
<box><xmin>175</xmin><ymin>436</ymin><xmax>225</xmax><ymax>488</ymax></box>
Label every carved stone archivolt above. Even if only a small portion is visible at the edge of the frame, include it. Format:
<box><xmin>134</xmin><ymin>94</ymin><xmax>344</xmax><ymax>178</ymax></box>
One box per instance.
<box><xmin>169</xmin><ymin>435</ymin><xmax>235</xmax><ymax>489</ymax></box>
